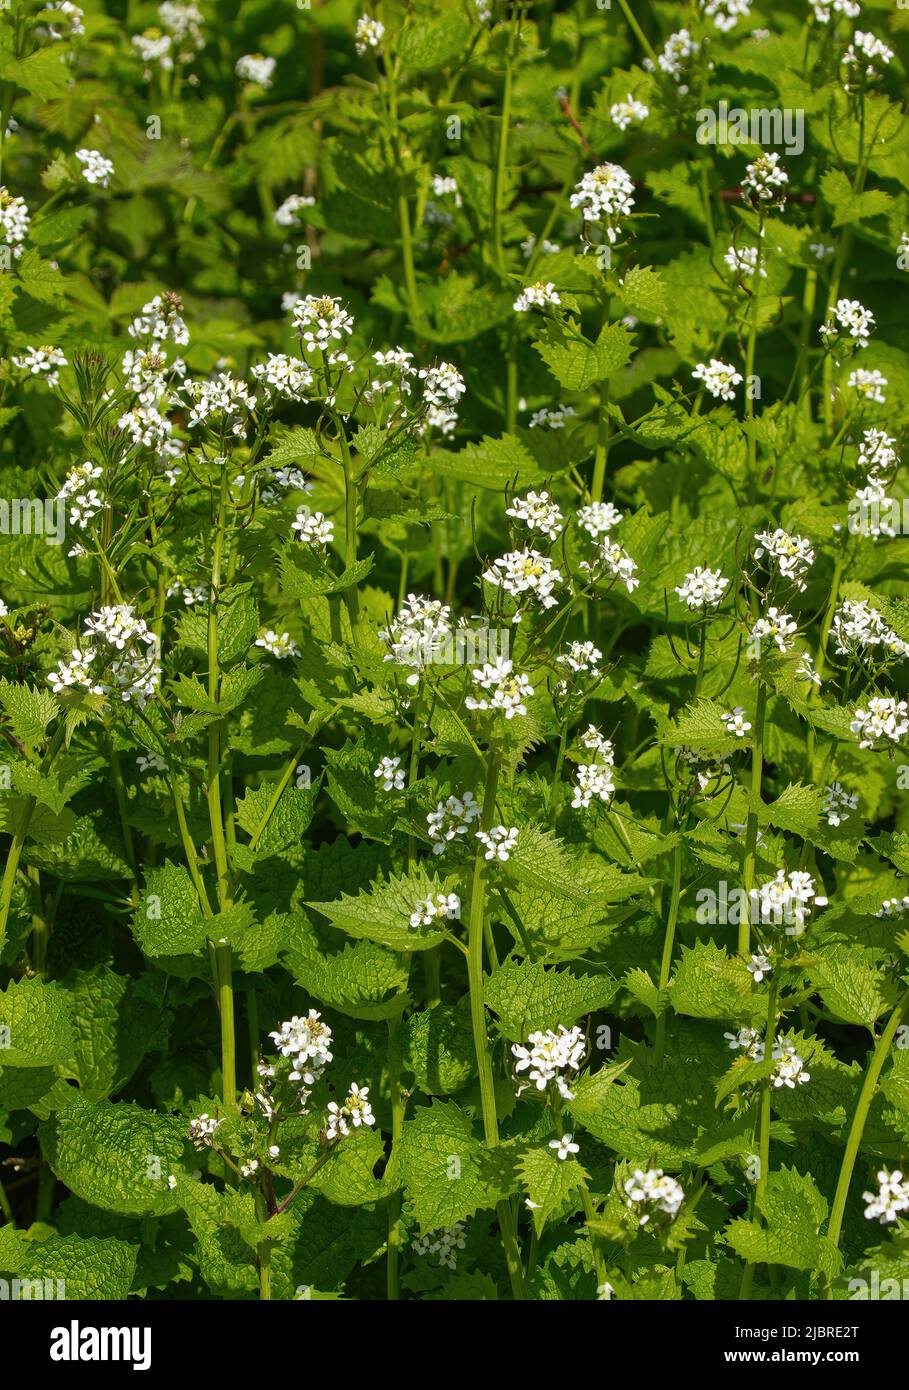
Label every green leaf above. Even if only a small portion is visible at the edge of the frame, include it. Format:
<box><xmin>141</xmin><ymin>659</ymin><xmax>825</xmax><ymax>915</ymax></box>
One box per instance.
<box><xmin>0</xmin><ymin>976</ymin><xmax>75</xmax><ymax>1068</ymax></box>
<box><xmin>518</xmin><ymin>1145</ymin><xmax>586</xmax><ymax>1234</ymax></box>
<box><xmin>40</xmin><ymin>1094</ymin><xmax>184</xmax><ymax>1217</ymax></box>
<box><xmin>0</xmin><ymin>1227</ymin><xmax>137</xmax><ymax>1300</ymax></box>
<box><xmin>406</xmin><ymin>1001</ymin><xmax>477</xmax><ymax>1094</ymax></box>
<box><xmin>485</xmin><ymin>958</ymin><xmax>619</xmax><ymax>1041</ymax></box>
<box><xmin>723</xmin><ymin>1167</ymin><xmax>842</xmax><ymax>1280</ymax></box>
<box><xmin>533</xmin><ymin>320</ymin><xmax>634</xmax><ymax>390</ymax></box>
<box><xmin>0</xmin><ymin>680</ymin><xmax>58</xmax><ymax>749</ymax></box>
<box><xmin>287</xmin><ymin>939</ymin><xmax>411</xmax><ymax>1021</ymax></box>
<box><xmin>307</xmin><ymin>866</ymin><xmax>462</xmax><ymax>952</ymax></box>
<box><xmin>399</xmin><ymin>1100</ymin><xmax>512</xmax><ymax>1230</ymax></box>
<box><xmin>668</xmin><ymin>942</ymin><xmax>763</xmax><ymax>1024</ymax></box>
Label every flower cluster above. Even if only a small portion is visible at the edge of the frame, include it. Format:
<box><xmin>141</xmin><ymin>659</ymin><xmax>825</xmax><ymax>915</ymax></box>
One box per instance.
<box><xmin>624</xmin><ymin>1169</ymin><xmax>684</xmax><ymax>1227</ymax></box>
<box><xmin>512</xmin><ymin>1025</ymin><xmax>586</xmax><ymax>1100</ymax></box>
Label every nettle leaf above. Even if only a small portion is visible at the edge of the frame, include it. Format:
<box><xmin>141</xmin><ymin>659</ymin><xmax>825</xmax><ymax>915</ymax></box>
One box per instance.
<box><xmin>287</xmin><ymin>938</ymin><xmax>411</xmax><ymax>1021</ymax></box>
<box><xmin>533</xmin><ymin>320</ymin><xmax>634</xmax><ymax>390</ymax></box>
<box><xmin>617</xmin><ymin>265</ymin><xmax>667</xmax><ymax>318</ymax></box>
<box><xmin>406</xmin><ymin>1001</ymin><xmax>477</xmax><ymax>1094</ymax></box>
<box><xmin>723</xmin><ymin>1167</ymin><xmax>842</xmax><ymax>1280</ymax></box>
<box><xmin>260</xmin><ymin>427</ymin><xmax>321</xmax><ymax>470</ymax></box>
<box><xmin>172</xmin><ymin>664</ymin><xmax>263</xmax><ymax>714</ymax></box>
<box><xmin>0</xmin><ymin>976</ymin><xmax>75</xmax><ymax>1068</ymax></box>
<box><xmin>758</xmin><ymin>782</ymin><xmax>823</xmax><ymax>840</ymax></box>
<box><xmin>65</xmin><ymin>965</ymin><xmax>170</xmax><ymax>1100</ymax></box>
<box><xmin>806</xmin><ymin>944</ymin><xmax>898</xmax><ymax>1028</ymax></box>
<box><xmin>433</xmin><ymin>433</ymin><xmax>548</xmax><ymax>488</ymax></box>
<box><xmin>0</xmin><ymin>1227</ymin><xmax>137</xmax><ymax>1300</ymax></box>
<box><xmin>518</xmin><ymin>1146</ymin><xmax>587</xmax><ymax>1234</ymax></box>
<box><xmin>399</xmin><ymin>1100</ymin><xmax>513</xmax><ymax>1230</ymax></box>
<box><xmin>233</xmin><ymin>778</ymin><xmax>318</xmax><ymax>859</ymax></box>
<box><xmin>40</xmin><ymin>1094</ymin><xmax>184</xmax><ymax>1217</ymax></box>
<box><xmin>132</xmin><ymin>860</ymin><xmax>208</xmax><ymax>957</ymax></box>
<box><xmin>278</xmin><ymin>541</ymin><xmax>374</xmax><ymax>598</ymax></box>
<box><xmin>485</xmin><ymin>959</ymin><xmax>619</xmax><ymax>1041</ymax></box>
<box><xmin>307</xmin><ymin>866</ymin><xmax>463</xmax><ymax>952</ymax></box>
<box><xmin>668</xmin><ymin>941</ymin><xmax>764</xmax><ymax>1024</ymax></box>
<box><xmin>0</xmin><ymin>679</ymin><xmax>58</xmax><ymax>749</ymax></box>
<box><xmin>820</xmin><ymin>168</ymin><xmax>893</xmax><ymax>228</ymax></box>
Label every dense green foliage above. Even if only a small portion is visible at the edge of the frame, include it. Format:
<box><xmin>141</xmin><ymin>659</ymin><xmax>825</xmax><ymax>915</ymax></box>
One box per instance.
<box><xmin>1</xmin><ymin>0</ymin><xmax>909</xmax><ymax>1303</ymax></box>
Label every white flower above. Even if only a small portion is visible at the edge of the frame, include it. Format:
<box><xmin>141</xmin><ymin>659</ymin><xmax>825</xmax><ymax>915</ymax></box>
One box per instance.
<box><xmin>274</xmin><ymin>193</ymin><xmax>315</xmax><ymax>227</ymax></box>
<box><xmin>188</xmin><ymin>1114</ymin><xmax>221</xmax><ymax>1147</ymax></box>
<box><xmin>47</xmin><ymin>647</ymin><xmax>103</xmax><ymax>697</ymax></box>
<box><xmin>675</xmin><ymin>567</ymin><xmax>729</xmax><ymax>610</ymax></box>
<box><xmin>811</xmin><ymin>0</ymin><xmax>860</xmax><ymax>21</ymax></box>
<box><xmin>724</xmin><ymin>244</ymin><xmax>766</xmax><ymax>281</ymax></box>
<box><xmin>851</xmin><ymin>695</ymin><xmax>909</xmax><ymax>749</ymax></box>
<box><xmin>858</xmin><ymin>427</ymin><xmax>898</xmax><ymax>475</ymax></box>
<box><xmin>863</xmin><ymin>1170</ymin><xmax>909</xmax><ymax>1224</ymax></box>
<box><xmin>549</xmin><ymin>1133</ymin><xmax>580</xmax><ymax>1161</ymax></box>
<box><xmin>374</xmin><ymin>755</ymin><xmax>405</xmax><ymax>791</ymax></box>
<box><xmin>380</xmin><ymin>592</ymin><xmax>453</xmax><ymax>684</ymax></box>
<box><xmin>354</xmin><ymin>14</ymin><xmax>384</xmax><ymax>55</ymax></box>
<box><xmin>822</xmin><ymin>782</ymin><xmax>858</xmax><ymax>827</ymax></box>
<box><xmin>235</xmin><ymin>53</ymin><xmax>275</xmax><ymax>87</ymax></box>
<box><xmin>325</xmin><ymin>1083</ymin><xmax>375</xmax><ymax>1140</ymax></box>
<box><xmin>700</xmin><ymin>0</ymin><xmax>752</xmax><ymax>32</ymax></box>
<box><xmin>753</xmin><ymin>528</ymin><xmax>815</xmax><ymax>591</ymax></box>
<box><xmin>0</xmin><ymin>186</ymin><xmax>29</xmax><ymax>258</ymax></box>
<box><xmin>476</xmin><ymin>825</ymin><xmax>518</xmax><ymax>862</ymax></box>
<box><xmin>721</xmin><ymin>707</ymin><xmax>752</xmax><ymax>738</ymax></box>
<box><xmin>76</xmin><ymin>148</ymin><xmax>114</xmax><ymax>187</ymax></box>
<box><xmin>821</xmin><ymin>297</ymin><xmax>875</xmax><ymax>349</ymax></box>
<box><xmin>750</xmin><ymin>607</ymin><xmax>798</xmax><ymax>655</ymax></box>
<box><xmin>757</xmin><ymin>869</ymin><xmax>827</xmax><ymax>934</ymax></box>
<box><xmin>653</xmin><ymin>28</ymin><xmax>699</xmax><ymax>83</ymax></box>
<box><xmin>741</xmin><ymin>152</ymin><xmax>788</xmax><ymax>210</ymax></box>
<box><xmin>513</xmin><ymin>280</ymin><xmax>561</xmax><ymax>313</ymax></box>
<box><xmin>624</xmin><ymin>1169</ymin><xmax>684</xmax><ymax>1226</ymax></box>
<box><xmin>512</xmin><ymin>1025</ymin><xmax>586</xmax><ymax>1100</ymax></box>
<box><xmin>747</xmin><ymin>951</ymin><xmax>772</xmax><ymax>984</ymax></box>
<box><xmin>412</xmin><ymin>1222</ymin><xmax>466</xmax><ymax>1269</ymax></box>
<box><xmin>128</xmin><ymin>292</ymin><xmax>190</xmax><ymax>346</ymax></box>
<box><xmin>251</xmin><ymin>353</ymin><xmax>313</xmax><ymax>402</ymax></box>
<box><xmin>465</xmin><ymin>657</ymin><xmax>534</xmax><ymax>719</ymax></box>
<box><xmin>582</xmin><ymin>539</ymin><xmax>639</xmax><ymax>593</ymax></box>
<box><xmin>418</xmin><ymin>362</ymin><xmax>466</xmax><ymax>436</ymax></box>
<box><xmin>556</xmin><ymin>641</ymin><xmax>602</xmax><ymax>685</ymax></box>
<box><xmin>269</xmin><ymin>1011</ymin><xmax>334</xmax><ymax>1083</ymax></box>
<box><xmin>136</xmin><ymin>750</ymin><xmax>168</xmax><ymax>774</ymax></box>
<box><xmin>42</xmin><ymin>1</ymin><xmax>86</xmax><ymax>40</ymax></box>
<box><xmin>292</xmin><ymin>294</ymin><xmax>354</xmax><ymax>352</ymax></box>
<box><xmin>483</xmin><ymin>548</ymin><xmax>562</xmax><ymax>620</ymax></box>
<box><xmin>848</xmin><ymin>367</ymin><xmax>887</xmax><ymax>403</ymax></box>
<box><xmin>809</xmin><ymin>241</ymin><xmax>835</xmax><ymax>261</ymax></box>
<box><xmin>12</xmin><ymin>345</ymin><xmax>67</xmax><ymax>387</ymax></box>
<box><xmin>159</xmin><ymin>1</ymin><xmax>205</xmax><ymax>54</ymax></box>
<box><xmin>597</xmin><ymin>1281</ymin><xmax>615</xmax><ymax>1300</ymax></box>
<box><xmin>409</xmin><ymin>893</ymin><xmax>461</xmax><ymax>931</ymax></box>
<box><xmin>182</xmin><ymin>374</ymin><xmax>256</xmax><ymax>434</ymax></box>
<box><xmin>505</xmin><ymin>490</ymin><xmax>564</xmax><ymax>540</ymax></box>
<box><xmin>132</xmin><ymin>29</ymin><xmax>174</xmax><ymax>68</ymax></box>
<box><xmin>577</xmin><ymin>500</ymin><xmax>622</xmax><ymax>538</ymax></box>
<box><xmin>692</xmin><ymin>359</ymin><xmax>742</xmax><ymax>401</ymax></box>
<box><xmin>842</xmin><ymin>30</ymin><xmax>894</xmax><ymax>86</ymax></box>
<box><xmin>118</xmin><ymin>403</ymin><xmax>173</xmax><ymax>450</ymax></box>
<box><xmin>571</xmin><ymin>763</ymin><xmax>615</xmax><ymax>809</ymax></box>
<box><xmin>796</xmin><ymin>652</ymin><xmax>822</xmax><ymax>688</ymax></box>
<box><xmin>255</xmin><ymin>629</ymin><xmax>299</xmax><ymax>659</ymax></box>
<box><xmin>57</xmin><ymin>461</ymin><xmax>104</xmax><ymax>529</ymax></box>
<box><xmin>528</xmin><ymin>403</ymin><xmax>575</xmax><ymax>429</ymax></box>
<box><xmin>830</xmin><ymin>598</ymin><xmax>909</xmax><ymax>662</ymax></box>
<box><xmin>291</xmin><ymin>507</ymin><xmax>334</xmax><ymax>550</ymax></box>
<box><xmin>240</xmin><ymin>1158</ymin><xmax>260</xmax><ymax>1179</ymax></box>
<box><xmin>427</xmin><ymin>791</ymin><xmax>480</xmax><ymax>853</ymax></box>
<box><xmin>581</xmin><ymin>725</ymin><xmax>614</xmax><ymax>761</ymax></box>
<box><xmin>610</xmin><ymin>94</ymin><xmax>649</xmax><ymax>130</ymax></box>
<box><xmin>876</xmin><ymin>896</ymin><xmax>909</xmax><ymax>920</ymax></box>
<box><xmin>569</xmin><ymin>162</ymin><xmax>635</xmax><ymax>244</ymax></box>
<box><xmin>772</xmin><ymin>1037</ymin><xmax>810</xmax><ymax>1089</ymax></box>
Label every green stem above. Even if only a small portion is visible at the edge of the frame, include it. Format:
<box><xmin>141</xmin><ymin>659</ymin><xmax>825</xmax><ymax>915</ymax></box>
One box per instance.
<box><xmin>386</xmin><ymin>1017</ymin><xmax>406</xmax><ymax>1300</ymax></box>
<box><xmin>466</xmin><ymin>752</ymin><xmax>527</xmax><ymax>1299</ymax></box>
<box><xmin>739</xmin><ymin>683</ymin><xmax>767</xmax><ymax>956</ymax></box>
<box><xmin>0</xmin><ymin>722</ymin><xmax>67</xmax><ymax>953</ymax></box>
<box><xmin>824</xmin><ymin>986</ymin><xmax>909</xmax><ymax>1291</ymax></box>
<box><xmin>654</xmin><ymin>837</ymin><xmax>684</xmax><ymax>1059</ymax></box>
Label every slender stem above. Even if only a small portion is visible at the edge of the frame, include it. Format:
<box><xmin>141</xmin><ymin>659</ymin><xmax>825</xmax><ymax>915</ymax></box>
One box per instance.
<box><xmin>739</xmin><ymin>683</ymin><xmax>767</xmax><ymax>956</ymax></box>
<box><xmin>466</xmin><ymin>752</ymin><xmax>527</xmax><ymax>1298</ymax></box>
<box><xmin>654</xmin><ymin>837</ymin><xmax>684</xmax><ymax>1059</ymax></box>
<box><xmin>739</xmin><ymin>975</ymin><xmax>780</xmax><ymax>1299</ymax></box>
<box><xmin>0</xmin><ymin>722</ymin><xmax>67</xmax><ymax>952</ymax></box>
<box><xmin>824</xmin><ymin>987</ymin><xmax>909</xmax><ymax>1291</ymax></box>
<box><xmin>386</xmin><ymin>1017</ymin><xmax>405</xmax><ymax>1300</ymax></box>
<box><xmin>591</xmin><ymin>381</ymin><xmax>611</xmax><ymax>504</ymax></box>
